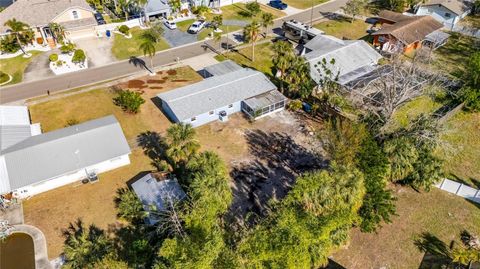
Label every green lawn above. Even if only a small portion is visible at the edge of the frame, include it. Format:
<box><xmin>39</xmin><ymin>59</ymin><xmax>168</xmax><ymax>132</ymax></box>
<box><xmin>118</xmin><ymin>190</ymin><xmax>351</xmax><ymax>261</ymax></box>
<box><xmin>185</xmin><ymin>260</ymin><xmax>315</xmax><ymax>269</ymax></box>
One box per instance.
<box><xmin>314</xmin><ymin>17</ymin><xmax>370</xmax><ymax>40</ymax></box>
<box><xmin>205</xmin><ymin>3</ymin><xmax>286</xmax><ymax>22</ymax></box>
<box><xmin>461</xmin><ymin>15</ymin><xmax>480</xmax><ymax>29</ymax></box>
<box><xmin>111</xmin><ymin>27</ymin><xmax>170</xmax><ymax>60</ymax></box>
<box><xmin>0</xmin><ymin>51</ymin><xmax>43</xmax><ymax>85</ymax></box>
<box><xmin>433</xmin><ymin>32</ymin><xmax>479</xmax><ymax>78</ymax></box>
<box><xmin>282</xmin><ymin>0</ymin><xmax>328</xmax><ymax>9</ymax></box>
<box><xmin>0</xmin><ymin>71</ymin><xmax>10</xmax><ymax>84</ymax></box>
<box><xmin>176</xmin><ymin>19</ymin><xmax>195</xmax><ymax>32</ymax></box>
<box><xmin>215</xmin><ymin>42</ymin><xmax>275</xmax><ymax>75</ymax></box>
<box><xmin>388</xmin><ymin>95</ymin><xmax>443</xmax><ymax>130</ymax></box>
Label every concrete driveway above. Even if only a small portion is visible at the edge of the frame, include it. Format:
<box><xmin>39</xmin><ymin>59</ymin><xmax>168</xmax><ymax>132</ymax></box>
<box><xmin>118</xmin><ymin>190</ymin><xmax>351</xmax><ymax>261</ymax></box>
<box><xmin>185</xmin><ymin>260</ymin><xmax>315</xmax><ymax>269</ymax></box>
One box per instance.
<box><xmin>74</xmin><ymin>37</ymin><xmax>115</xmax><ymax>67</ymax></box>
<box><xmin>162</xmin><ymin>25</ymin><xmax>198</xmax><ymax>47</ymax></box>
<box><xmin>23</xmin><ymin>50</ymin><xmax>54</xmax><ymax>83</ymax></box>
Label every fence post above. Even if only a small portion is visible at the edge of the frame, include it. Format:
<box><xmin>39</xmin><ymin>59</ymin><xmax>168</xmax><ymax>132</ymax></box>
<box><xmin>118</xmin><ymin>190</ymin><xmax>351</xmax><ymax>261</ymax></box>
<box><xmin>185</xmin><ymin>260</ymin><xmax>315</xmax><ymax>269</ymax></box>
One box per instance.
<box><xmin>455</xmin><ymin>183</ymin><xmax>463</xmax><ymax>195</ymax></box>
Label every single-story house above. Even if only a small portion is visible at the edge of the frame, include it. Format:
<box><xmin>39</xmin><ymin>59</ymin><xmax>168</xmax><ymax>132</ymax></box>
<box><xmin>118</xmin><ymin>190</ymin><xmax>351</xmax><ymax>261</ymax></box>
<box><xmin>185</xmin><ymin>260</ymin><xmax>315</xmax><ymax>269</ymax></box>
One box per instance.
<box><xmin>131</xmin><ymin>173</ymin><xmax>186</xmax><ymax>225</ymax></box>
<box><xmin>372</xmin><ymin>10</ymin><xmax>444</xmax><ymax>54</ymax></box>
<box><xmin>187</xmin><ymin>0</ymin><xmax>245</xmax><ymax>8</ymax></box>
<box><xmin>302</xmin><ymin>35</ymin><xmax>383</xmax><ymax>86</ymax></box>
<box><xmin>0</xmin><ymin>106</ymin><xmax>42</xmax><ymax>151</ymax></box>
<box><xmin>157</xmin><ymin>61</ymin><xmax>288</xmax><ymax>127</ymax></box>
<box><xmin>415</xmin><ymin>0</ymin><xmax>473</xmax><ymax>29</ymax></box>
<box><xmin>0</xmin><ymin>0</ymin><xmax>98</xmax><ymax>47</ymax></box>
<box><xmin>0</xmin><ymin>115</ymin><xmax>131</xmax><ymax>198</ymax></box>
<box><xmin>145</xmin><ymin>0</ymin><xmax>172</xmax><ymax>19</ymax></box>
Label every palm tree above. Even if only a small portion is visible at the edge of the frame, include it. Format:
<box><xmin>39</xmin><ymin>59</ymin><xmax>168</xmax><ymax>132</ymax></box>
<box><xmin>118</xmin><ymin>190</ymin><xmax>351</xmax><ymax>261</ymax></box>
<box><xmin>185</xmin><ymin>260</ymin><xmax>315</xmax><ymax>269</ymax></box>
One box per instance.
<box><xmin>139</xmin><ymin>30</ymin><xmax>158</xmax><ymax>73</ymax></box>
<box><xmin>117</xmin><ymin>0</ymin><xmax>131</xmax><ymax>19</ymax></box>
<box><xmin>243</xmin><ymin>21</ymin><xmax>261</xmax><ymax>61</ymax></box>
<box><xmin>48</xmin><ymin>22</ymin><xmax>65</xmax><ymax>44</ymax></box>
<box><xmin>134</xmin><ymin>0</ymin><xmax>149</xmax><ymax>24</ymax></box>
<box><xmin>272</xmin><ymin>40</ymin><xmax>294</xmax><ymax>91</ymax></box>
<box><xmin>169</xmin><ymin>0</ymin><xmax>182</xmax><ymax>16</ymax></box>
<box><xmin>4</xmin><ymin>19</ymin><xmax>33</xmax><ymax>55</ymax></box>
<box><xmin>260</xmin><ymin>12</ymin><xmax>274</xmax><ymax>38</ymax></box>
<box><xmin>288</xmin><ymin>57</ymin><xmax>312</xmax><ymax>98</ymax></box>
<box><xmin>165</xmin><ymin>123</ymin><xmax>200</xmax><ymax>165</ymax></box>
<box><xmin>213</xmin><ymin>32</ymin><xmax>222</xmax><ymax>51</ymax></box>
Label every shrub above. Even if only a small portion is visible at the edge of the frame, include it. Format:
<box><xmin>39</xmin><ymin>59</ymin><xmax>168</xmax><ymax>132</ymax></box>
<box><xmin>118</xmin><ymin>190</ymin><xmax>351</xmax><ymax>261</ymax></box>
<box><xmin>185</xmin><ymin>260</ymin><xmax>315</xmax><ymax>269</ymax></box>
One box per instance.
<box><xmin>113</xmin><ymin>89</ymin><xmax>145</xmax><ymax>113</ymax></box>
<box><xmin>460</xmin><ymin>86</ymin><xmax>480</xmax><ymax>112</ymax></box>
<box><xmin>72</xmin><ymin>49</ymin><xmax>86</xmax><ymax>63</ymax></box>
<box><xmin>60</xmin><ymin>42</ymin><xmax>75</xmax><ymax>53</ymax></box>
<box><xmin>245</xmin><ymin>2</ymin><xmax>261</xmax><ymax>16</ymax></box>
<box><xmin>119</xmin><ymin>25</ymin><xmax>130</xmax><ymax>35</ymax></box>
<box><xmin>0</xmin><ymin>35</ymin><xmax>20</xmax><ymax>53</ymax></box>
<box><xmin>65</xmin><ymin>118</ymin><xmax>80</xmax><ymax>127</ymax></box>
<box><xmin>49</xmin><ymin>53</ymin><xmax>58</xmax><ymax>62</ymax></box>
<box><xmin>56</xmin><ymin>60</ymin><xmax>63</xmax><ymax>66</ymax></box>
<box><xmin>288</xmin><ymin>100</ymin><xmax>302</xmax><ymax>111</ymax></box>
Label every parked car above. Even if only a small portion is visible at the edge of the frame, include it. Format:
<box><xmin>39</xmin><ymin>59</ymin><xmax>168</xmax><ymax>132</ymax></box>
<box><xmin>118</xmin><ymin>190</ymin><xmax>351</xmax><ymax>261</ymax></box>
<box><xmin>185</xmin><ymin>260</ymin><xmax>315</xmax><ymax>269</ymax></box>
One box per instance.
<box><xmin>188</xmin><ymin>20</ymin><xmax>206</xmax><ymax>34</ymax></box>
<box><xmin>269</xmin><ymin>0</ymin><xmax>288</xmax><ymax>10</ymax></box>
<box><xmin>94</xmin><ymin>13</ymin><xmax>106</xmax><ymax>25</ymax></box>
<box><xmin>164</xmin><ymin>19</ymin><xmax>177</xmax><ymax>30</ymax></box>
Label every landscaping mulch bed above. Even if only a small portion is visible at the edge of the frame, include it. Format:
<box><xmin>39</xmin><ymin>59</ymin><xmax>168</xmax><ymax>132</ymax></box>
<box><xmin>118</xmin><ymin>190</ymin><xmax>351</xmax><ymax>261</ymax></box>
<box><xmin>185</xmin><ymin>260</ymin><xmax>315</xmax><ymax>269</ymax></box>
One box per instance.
<box><xmin>127</xmin><ymin>79</ymin><xmax>147</xmax><ymax>89</ymax></box>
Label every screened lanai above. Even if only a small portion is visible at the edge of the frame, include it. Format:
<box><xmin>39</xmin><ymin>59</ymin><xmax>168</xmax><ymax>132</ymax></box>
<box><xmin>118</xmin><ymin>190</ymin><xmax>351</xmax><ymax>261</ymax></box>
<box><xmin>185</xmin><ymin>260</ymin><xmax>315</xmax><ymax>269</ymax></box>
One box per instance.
<box><xmin>241</xmin><ymin>90</ymin><xmax>287</xmax><ymax>119</ymax></box>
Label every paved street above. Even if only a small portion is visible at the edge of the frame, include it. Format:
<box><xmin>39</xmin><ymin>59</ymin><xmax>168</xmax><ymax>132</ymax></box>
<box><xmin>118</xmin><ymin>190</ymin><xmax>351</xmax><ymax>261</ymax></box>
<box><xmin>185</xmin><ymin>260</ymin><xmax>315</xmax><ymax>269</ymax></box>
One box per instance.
<box><xmin>0</xmin><ymin>0</ymin><xmax>348</xmax><ymax>104</ymax></box>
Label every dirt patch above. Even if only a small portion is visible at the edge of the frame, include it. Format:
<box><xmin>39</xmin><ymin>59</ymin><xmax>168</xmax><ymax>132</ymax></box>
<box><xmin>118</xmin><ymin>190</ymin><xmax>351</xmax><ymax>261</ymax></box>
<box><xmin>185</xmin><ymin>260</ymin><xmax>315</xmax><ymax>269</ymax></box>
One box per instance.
<box><xmin>156</xmin><ymin>71</ymin><xmax>163</xmax><ymax>75</ymax></box>
<box><xmin>127</xmin><ymin>79</ymin><xmax>147</xmax><ymax>89</ymax></box>
<box><xmin>171</xmin><ymin>79</ymin><xmax>188</xmax><ymax>82</ymax></box>
<box><xmin>166</xmin><ymin>69</ymin><xmax>177</xmax><ymax>76</ymax></box>
<box><xmin>149</xmin><ymin>86</ymin><xmax>163</xmax><ymax>90</ymax></box>
<box><xmin>146</xmin><ymin>79</ymin><xmax>166</xmax><ymax>84</ymax></box>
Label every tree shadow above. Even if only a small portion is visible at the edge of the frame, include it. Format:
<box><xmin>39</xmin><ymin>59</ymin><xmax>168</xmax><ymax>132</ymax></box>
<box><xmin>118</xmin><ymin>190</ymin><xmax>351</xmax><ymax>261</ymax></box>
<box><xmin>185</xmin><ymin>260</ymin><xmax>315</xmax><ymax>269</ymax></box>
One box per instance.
<box><xmin>128</xmin><ymin>56</ymin><xmax>152</xmax><ymax>73</ymax></box>
<box><xmin>414</xmin><ymin>232</ymin><xmax>453</xmax><ymax>268</ymax></box>
<box><xmin>137</xmin><ymin>131</ymin><xmax>169</xmax><ymax>169</ymax></box>
<box><xmin>228</xmin><ymin>130</ymin><xmax>325</xmax><ymax>225</ymax></box>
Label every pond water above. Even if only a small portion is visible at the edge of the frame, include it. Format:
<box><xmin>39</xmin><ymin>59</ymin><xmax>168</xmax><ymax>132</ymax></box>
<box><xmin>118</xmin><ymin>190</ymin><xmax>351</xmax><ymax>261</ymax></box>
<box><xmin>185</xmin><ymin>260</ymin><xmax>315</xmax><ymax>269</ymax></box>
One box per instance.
<box><xmin>0</xmin><ymin>232</ymin><xmax>35</xmax><ymax>269</ymax></box>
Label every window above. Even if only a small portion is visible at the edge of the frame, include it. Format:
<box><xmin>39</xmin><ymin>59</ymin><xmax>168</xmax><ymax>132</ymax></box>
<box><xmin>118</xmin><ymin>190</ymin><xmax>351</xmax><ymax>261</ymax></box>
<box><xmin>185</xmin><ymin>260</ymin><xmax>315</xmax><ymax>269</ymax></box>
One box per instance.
<box><xmin>228</xmin><ymin>104</ymin><xmax>233</xmax><ymax>108</ymax></box>
<box><xmin>445</xmin><ymin>12</ymin><xmax>451</xmax><ymax>18</ymax></box>
<box><xmin>191</xmin><ymin>117</ymin><xmax>196</xmax><ymax>122</ymax></box>
<box><xmin>209</xmin><ymin>111</ymin><xmax>214</xmax><ymax>115</ymax></box>
<box><xmin>72</xmin><ymin>10</ymin><xmax>79</xmax><ymax>19</ymax></box>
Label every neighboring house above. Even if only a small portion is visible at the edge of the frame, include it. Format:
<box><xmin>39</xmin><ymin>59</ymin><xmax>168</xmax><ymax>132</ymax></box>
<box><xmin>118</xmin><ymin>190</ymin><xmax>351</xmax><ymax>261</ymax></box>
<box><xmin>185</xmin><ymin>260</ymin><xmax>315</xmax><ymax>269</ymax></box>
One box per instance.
<box><xmin>145</xmin><ymin>0</ymin><xmax>171</xmax><ymax>19</ymax></box>
<box><xmin>157</xmin><ymin>61</ymin><xmax>287</xmax><ymax>127</ymax></box>
<box><xmin>372</xmin><ymin>10</ymin><xmax>444</xmax><ymax>53</ymax></box>
<box><xmin>131</xmin><ymin>173</ymin><xmax>186</xmax><ymax>225</ymax></box>
<box><xmin>0</xmin><ymin>106</ymin><xmax>41</xmax><ymax>151</ymax></box>
<box><xmin>0</xmin><ymin>115</ymin><xmax>131</xmax><ymax>198</ymax></box>
<box><xmin>302</xmin><ymin>35</ymin><xmax>383</xmax><ymax>86</ymax></box>
<box><xmin>187</xmin><ymin>0</ymin><xmax>245</xmax><ymax>8</ymax></box>
<box><xmin>0</xmin><ymin>0</ymin><xmax>98</xmax><ymax>47</ymax></box>
<box><xmin>0</xmin><ymin>0</ymin><xmax>14</xmax><ymax>8</ymax></box>
<box><xmin>415</xmin><ymin>0</ymin><xmax>473</xmax><ymax>29</ymax></box>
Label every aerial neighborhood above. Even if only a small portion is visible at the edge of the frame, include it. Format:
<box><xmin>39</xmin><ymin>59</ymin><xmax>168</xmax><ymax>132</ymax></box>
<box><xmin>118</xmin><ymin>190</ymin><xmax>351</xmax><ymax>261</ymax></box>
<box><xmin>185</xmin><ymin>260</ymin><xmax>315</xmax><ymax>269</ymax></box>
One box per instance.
<box><xmin>0</xmin><ymin>0</ymin><xmax>479</xmax><ymax>268</ymax></box>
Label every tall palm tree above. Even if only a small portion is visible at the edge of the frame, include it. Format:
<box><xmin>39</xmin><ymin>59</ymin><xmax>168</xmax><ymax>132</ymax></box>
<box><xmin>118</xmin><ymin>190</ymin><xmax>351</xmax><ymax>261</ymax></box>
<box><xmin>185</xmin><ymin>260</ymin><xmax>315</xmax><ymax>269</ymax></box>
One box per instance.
<box><xmin>260</xmin><ymin>12</ymin><xmax>274</xmax><ymax>38</ymax></box>
<box><xmin>213</xmin><ymin>32</ymin><xmax>222</xmax><ymax>51</ymax></box>
<box><xmin>139</xmin><ymin>30</ymin><xmax>158</xmax><ymax>73</ymax></box>
<box><xmin>117</xmin><ymin>0</ymin><xmax>131</xmax><ymax>20</ymax></box>
<box><xmin>243</xmin><ymin>21</ymin><xmax>261</xmax><ymax>61</ymax></box>
<box><xmin>272</xmin><ymin>40</ymin><xmax>294</xmax><ymax>91</ymax></box>
<box><xmin>48</xmin><ymin>22</ymin><xmax>65</xmax><ymax>44</ymax></box>
<box><xmin>4</xmin><ymin>19</ymin><xmax>33</xmax><ymax>55</ymax></box>
<box><xmin>166</xmin><ymin>123</ymin><xmax>200</xmax><ymax>164</ymax></box>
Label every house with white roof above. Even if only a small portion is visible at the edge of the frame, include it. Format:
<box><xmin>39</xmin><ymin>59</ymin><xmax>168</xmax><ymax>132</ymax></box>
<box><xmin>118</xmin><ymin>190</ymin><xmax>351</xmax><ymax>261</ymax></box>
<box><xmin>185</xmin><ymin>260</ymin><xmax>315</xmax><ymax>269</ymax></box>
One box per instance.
<box><xmin>131</xmin><ymin>173</ymin><xmax>186</xmax><ymax>225</ymax></box>
<box><xmin>157</xmin><ymin>61</ymin><xmax>288</xmax><ymax>127</ymax></box>
<box><xmin>415</xmin><ymin>0</ymin><xmax>473</xmax><ymax>28</ymax></box>
<box><xmin>0</xmin><ymin>115</ymin><xmax>131</xmax><ymax>198</ymax></box>
<box><xmin>302</xmin><ymin>35</ymin><xmax>382</xmax><ymax>86</ymax></box>
<box><xmin>0</xmin><ymin>106</ymin><xmax>42</xmax><ymax>151</ymax></box>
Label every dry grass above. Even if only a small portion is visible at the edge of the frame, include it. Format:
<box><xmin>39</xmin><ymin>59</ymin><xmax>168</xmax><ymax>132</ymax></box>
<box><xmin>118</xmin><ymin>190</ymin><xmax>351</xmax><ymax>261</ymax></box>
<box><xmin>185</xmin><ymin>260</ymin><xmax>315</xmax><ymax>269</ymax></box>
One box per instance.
<box><xmin>23</xmin><ymin>66</ymin><xmax>203</xmax><ymax>258</ymax></box>
<box><xmin>314</xmin><ymin>18</ymin><xmax>370</xmax><ymax>40</ymax></box>
<box><xmin>333</xmin><ymin>186</ymin><xmax>480</xmax><ymax>268</ymax></box>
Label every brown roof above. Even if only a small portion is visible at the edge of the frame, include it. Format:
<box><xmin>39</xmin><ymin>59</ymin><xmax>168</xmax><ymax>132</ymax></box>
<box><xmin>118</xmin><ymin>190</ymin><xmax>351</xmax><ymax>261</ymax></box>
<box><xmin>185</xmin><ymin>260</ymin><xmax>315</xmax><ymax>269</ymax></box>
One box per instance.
<box><xmin>0</xmin><ymin>0</ymin><xmax>94</xmax><ymax>33</ymax></box>
<box><xmin>421</xmin><ymin>0</ymin><xmax>473</xmax><ymax>15</ymax></box>
<box><xmin>377</xmin><ymin>10</ymin><xmax>412</xmax><ymax>23</ymax></box>
<box><xmin>373</xmin><ymin>14</ymin><xmax>444</xmax><ymax>44</ymax></box>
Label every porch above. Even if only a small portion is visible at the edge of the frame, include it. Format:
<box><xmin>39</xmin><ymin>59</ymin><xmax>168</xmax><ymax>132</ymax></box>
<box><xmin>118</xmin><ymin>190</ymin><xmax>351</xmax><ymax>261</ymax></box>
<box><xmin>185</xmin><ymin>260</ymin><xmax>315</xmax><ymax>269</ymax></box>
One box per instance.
<box><xmin>241</xmin><ymin>90</ymin><xmax>287</xmax><ymax>119</ymax></box>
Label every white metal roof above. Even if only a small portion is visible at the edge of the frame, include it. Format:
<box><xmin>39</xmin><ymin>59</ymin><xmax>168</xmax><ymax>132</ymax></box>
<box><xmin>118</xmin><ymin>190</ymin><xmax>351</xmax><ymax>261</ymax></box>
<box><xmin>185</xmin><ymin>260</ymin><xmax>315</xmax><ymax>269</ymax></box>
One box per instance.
<box><xmin>0</xmin><ymin>106</ymin><xmax>30</xmax><ymax>126</ymax></box>
<box><xmin>157</xmin><ymin>68</ymin><xmax>277</xmax><ymax>121</ymax></box>
<box><xmin>0</xmin><ymin>115</ymin><xmax>131</xmax><ymax>194</ymax></box>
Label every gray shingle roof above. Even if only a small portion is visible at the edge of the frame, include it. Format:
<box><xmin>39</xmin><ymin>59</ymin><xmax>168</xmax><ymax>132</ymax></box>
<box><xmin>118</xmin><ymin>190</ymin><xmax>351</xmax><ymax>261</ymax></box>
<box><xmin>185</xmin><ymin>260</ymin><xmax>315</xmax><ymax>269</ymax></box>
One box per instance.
<box><xmin>157</xmin><ymin>68</ymin><xmax>277</xmax><ymax>121</ymax></box>
<box><xmin>131</xmin><ymin>173</ymin><xmax>186</xmax><ymax>225</ymax></box>
<box><xmin>0</xmin><ymin>115</ymin><xmax>130</xmax><ymax>193</ymax></box>
<box><xmin>145</xmin><ymin>0</ymin><xmax>170</xmax><ymax>16</ymax></box>
<box><xmin>421</xmin><ymin>0</ymin><xmax>473</xmax><ymax>15</ymax></box>
<box><xmin>0</xmin><ymin>0</ymin><xmax>94</xmax><ymax>33</ymax></box>
<box><xmin>304</xmin><ymin>35</ymin><xmax>382</xmax><ymax>85</ymax></box>
<box><xmin>204</xmin><ymin>60</ymin><xmax>243</xmax><ymax>77</ymax></box>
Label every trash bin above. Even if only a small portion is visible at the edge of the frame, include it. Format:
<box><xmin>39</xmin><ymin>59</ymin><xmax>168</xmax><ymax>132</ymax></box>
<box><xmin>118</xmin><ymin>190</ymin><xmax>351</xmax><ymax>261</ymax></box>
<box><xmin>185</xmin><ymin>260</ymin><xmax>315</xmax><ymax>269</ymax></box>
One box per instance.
<box><xmin>106</xmin><ymin>30</ymin><xmax>111</xmax><ymax>38</ymax></box>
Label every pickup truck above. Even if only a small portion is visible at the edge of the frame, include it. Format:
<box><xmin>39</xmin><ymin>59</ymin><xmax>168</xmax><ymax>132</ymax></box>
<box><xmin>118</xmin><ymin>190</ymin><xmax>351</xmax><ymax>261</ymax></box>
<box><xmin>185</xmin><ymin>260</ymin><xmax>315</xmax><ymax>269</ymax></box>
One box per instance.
<box><xmin>269</xmin><ymin>0</ymin><xmax>288</xmax><ymax>10</ymax></box>
<box><xmin>188</xmin><ymin>20</ymin><xmax>206</xmax><ymax>34</ymax></box>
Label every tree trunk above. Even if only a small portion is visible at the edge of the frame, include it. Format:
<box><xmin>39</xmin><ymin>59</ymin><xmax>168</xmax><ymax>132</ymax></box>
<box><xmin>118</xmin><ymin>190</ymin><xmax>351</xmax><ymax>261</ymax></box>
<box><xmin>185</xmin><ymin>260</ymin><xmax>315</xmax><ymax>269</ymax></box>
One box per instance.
<box><xmin>252</xmin><ymin>41</ymin><xmax>255</xmax><ymax>61</ymax></box>
<box><xmin>150</xmin><ymin>56</ymin><xmax>154</xmax><ymax>73</ymax></box>
<box><xmin>16</xmin><ymin>34</ymin><xmax>26</xmax><ymax>55</ymax></box>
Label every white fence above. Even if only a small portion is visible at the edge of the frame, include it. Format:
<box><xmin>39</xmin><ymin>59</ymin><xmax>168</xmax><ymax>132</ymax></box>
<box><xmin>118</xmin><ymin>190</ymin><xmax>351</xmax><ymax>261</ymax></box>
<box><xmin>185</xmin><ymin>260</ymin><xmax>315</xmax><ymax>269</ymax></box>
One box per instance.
<box><xmin>436</xmin><ymin>178</ymin><xmax>480</xmax><ymax>204</ymax></box>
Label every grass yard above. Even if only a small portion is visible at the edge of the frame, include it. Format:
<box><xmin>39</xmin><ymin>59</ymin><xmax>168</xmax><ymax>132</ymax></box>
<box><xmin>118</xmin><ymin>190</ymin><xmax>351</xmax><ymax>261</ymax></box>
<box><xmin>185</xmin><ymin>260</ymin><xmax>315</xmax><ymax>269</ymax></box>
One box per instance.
<box><xmin>333</xmin><ymin>186</ymin><xmax>480</xmax><ymax>268</ymax></box>
<box><xmin>205</xmin><ymin>3</ymin><xmax>286</xmax><ymax>22</ymax></box>
<box><xmin>433</xmin><ymin>32</ymin><xmax>479</xmax><ymax>78</ymax></box>
<box><xmin>460</xmin><ymin>15</ymin><xmax>480</xmax><ymax>29</ymax></box>
<box><xmin>24</xmin><ymin>67</ymin><xmax>203</xmax><ymax>258</ymax></box>
<box><xmin>215</xmin><ymin>42</ymin><xmax>275</xmax><ymax>76</ymax></box>
<box><xmin>111</xmin><ymin>27</ymin><xmax>170</xmax><ymax>60</ymax></box>
<box><xmin>388</xmin><ymin>95</ymin><xmax>443</xmax><ymax>130</ymax></box>
<box><xmin>282</xmin><ymin>0</ymin><xmax>328</xmax><ymax>9</ymax></box>
<box><xmin>0</xmin><ymin>51</ymin><xmax>43</xmax><ymax>85</ymax></box>
<box><xmin>0</xmin><ymin>71</ymin><xmax>10</xmax><ymax>84</ymax></box>
<box><xmin>176</xmin><ymin>19</ymin><xmax>195</xmax><ymax>32</ymax></box>
<box><xmin>314</xmin><ymin>17</ymin><xmax>370</xmax><ymax>40</ymax></box>
<box><xmin>437</xmin><ymin>111</ymin><xmax>480</xmax><ymax>188</ymax></box>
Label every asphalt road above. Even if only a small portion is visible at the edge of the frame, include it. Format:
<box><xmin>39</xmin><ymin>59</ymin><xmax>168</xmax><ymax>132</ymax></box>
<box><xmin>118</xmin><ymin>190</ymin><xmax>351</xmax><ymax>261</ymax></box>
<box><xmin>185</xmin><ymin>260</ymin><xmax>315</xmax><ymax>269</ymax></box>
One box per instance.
<box><xmin>0</xmin><ymin>0</ymin><xmax>348</xmax><ymax>104</ymax></box>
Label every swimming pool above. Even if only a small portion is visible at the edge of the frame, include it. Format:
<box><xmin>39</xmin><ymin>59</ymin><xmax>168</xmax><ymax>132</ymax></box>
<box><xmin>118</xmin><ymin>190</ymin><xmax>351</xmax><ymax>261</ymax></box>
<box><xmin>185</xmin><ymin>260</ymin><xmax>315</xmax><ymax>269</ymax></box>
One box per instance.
<box><xmin>0</xmin><ymin>232</ymin><xmax>35</xmax><ymax>269</ymax></box>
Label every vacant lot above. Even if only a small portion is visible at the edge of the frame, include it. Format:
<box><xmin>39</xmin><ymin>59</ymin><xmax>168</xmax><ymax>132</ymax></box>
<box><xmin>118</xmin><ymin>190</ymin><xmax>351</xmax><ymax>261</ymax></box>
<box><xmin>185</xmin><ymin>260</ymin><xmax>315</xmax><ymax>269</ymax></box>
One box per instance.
<box><xmin>314</xmin><ymin>18</ymin><xmax>370</xmax><ymax>40</ymax></box>
<box><xmin>433</xmin><ymin>32</ymin><xmax>479</xmax><ymax>77</ymax></box>
<box><xmin>111</xmin><ymin>27</ymin><xmax>170</xmax><ymax>60</ymax></box>
<box><xmin>24</xmin><ymin>66</ymin><xmax>202</xmax><ymax>258</ymax></box>
<box><xmin>0</xmin><ymin>51</ymin><xmax>43</xmax><ymax>85</ymax></box>
<box><xmin>216</xmin><ymin>42</ymin><xmax>275</xmax><ymax>75</ymax></box>
<box><xmin>333</xmin><ymin>186</ymin><xmax>480</xmax><ymax>268</ymax></box>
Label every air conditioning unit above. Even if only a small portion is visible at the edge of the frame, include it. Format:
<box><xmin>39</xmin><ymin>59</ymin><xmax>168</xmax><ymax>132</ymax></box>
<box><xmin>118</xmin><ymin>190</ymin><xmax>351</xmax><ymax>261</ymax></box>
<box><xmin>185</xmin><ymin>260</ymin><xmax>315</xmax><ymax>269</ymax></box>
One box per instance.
<box><xmin>219</xmin><ymin>111</ymin><xmax>228</xmax><ymax>122</ymax></box>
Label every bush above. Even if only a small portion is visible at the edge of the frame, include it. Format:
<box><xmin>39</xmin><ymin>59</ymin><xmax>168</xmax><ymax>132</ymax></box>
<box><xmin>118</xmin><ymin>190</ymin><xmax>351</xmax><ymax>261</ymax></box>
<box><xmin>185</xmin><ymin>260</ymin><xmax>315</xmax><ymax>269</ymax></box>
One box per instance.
<box><xmin>72</xmin><ymin>49</ymin><xmax>86</xmax><ymax>63</ymax></box>
<box><xmin>460</xmin><ymin>86</ymin><xmax>480</xmax><ymax>112</ymax></box>
<box><xmin>119</xmin><ymin>25</ymin><xmax>130</xmax><ymax>35</ymax></box>
<box><xmin>60</xmin><ymin>42</ymin><xmax>75</xmax><ymax>53</ymax></box>
<box><xmin>245</xmin><ymin>2</ymin><xmax>261</xmax><ymax>16</ymax></box>
<box><xmin>0</xmin><ymin>35</ymin><xmax>20</xmax><ymax>53</ymax></box>
<box><xmin>113</xmin><ymin>89</ymin><xmax>145</xmax><ymax>113</ymax></box>
<box><xmin>49</xmin><ymin>53</ymin><xmax>58</xmax><ymax>62</ymax></box>
<box><xmin>56</xmin><ymin>60</ymin><xmax>63</xmax><ymax>66</ymax></box>
<box><xmin>288</xmin><ymin>100</ymin><xmax>302</xmax><ymax>111</ymax></box>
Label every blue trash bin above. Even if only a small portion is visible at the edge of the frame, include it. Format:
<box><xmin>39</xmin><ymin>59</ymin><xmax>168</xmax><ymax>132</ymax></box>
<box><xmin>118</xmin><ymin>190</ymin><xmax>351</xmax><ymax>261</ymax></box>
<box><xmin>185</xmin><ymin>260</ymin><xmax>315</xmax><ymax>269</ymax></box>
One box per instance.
<box><xmin>106</xmin><ymin>30</ymin><xmax>111</xmax><ymax>38</ymax></box>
